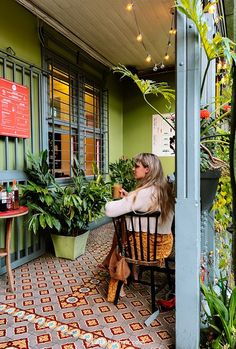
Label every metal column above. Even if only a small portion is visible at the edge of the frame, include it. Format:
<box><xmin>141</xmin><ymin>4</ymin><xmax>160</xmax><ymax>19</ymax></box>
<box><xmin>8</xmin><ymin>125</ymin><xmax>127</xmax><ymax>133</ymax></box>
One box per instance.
<box><xmin>175</xmin><ymin>9</ymin><xmax>201</xmax><ymax>349</ymax></box>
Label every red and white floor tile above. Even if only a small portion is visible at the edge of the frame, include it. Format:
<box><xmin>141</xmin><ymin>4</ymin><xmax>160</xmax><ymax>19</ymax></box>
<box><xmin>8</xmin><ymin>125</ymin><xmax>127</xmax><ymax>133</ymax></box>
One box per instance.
<box><xmin>0</xmin><ymin>223</ymin><xmax>175</xmax><ymax>349</ymax></box>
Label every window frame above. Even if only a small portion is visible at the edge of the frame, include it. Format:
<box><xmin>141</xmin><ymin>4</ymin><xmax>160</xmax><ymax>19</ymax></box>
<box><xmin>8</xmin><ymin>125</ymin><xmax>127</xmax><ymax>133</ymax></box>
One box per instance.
<box><xmin>43</xmin><ymin>51</ymin><xmax>108</xmax><ymax>182</ymax></box>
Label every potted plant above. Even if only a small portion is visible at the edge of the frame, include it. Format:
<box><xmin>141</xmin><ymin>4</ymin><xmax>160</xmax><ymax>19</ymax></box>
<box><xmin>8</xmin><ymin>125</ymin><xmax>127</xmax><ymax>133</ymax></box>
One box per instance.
<box><xmin>21</xmin><ymin>150</ymin><xmax>111</xmax><ymax>260</ymax></box>
<box><xmin>108</xmin><ymin>157</ymin><xmax>136</xmax><ymax>192</ymax></box>
<box><xmin>200</xmin><ymin>276</ymin><xmax>236</xmax><ymax>348</ymax></box>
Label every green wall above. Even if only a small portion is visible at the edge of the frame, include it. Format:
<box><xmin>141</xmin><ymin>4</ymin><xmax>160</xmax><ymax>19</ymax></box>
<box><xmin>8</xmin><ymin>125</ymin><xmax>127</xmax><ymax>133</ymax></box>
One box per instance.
<box><xmin>0</xmin><ymin>0</ymin><xmax>41</xmax><ymax>66</ymax></box>
<box><xmin>106</xmin><ymin>74</ymin><xmax>123</xmax><ymax>162</ymax></box>
<box><xmin>122</xmin><ymin>72</ymin><xmax>175</xmax><ymax>176</ymax></box>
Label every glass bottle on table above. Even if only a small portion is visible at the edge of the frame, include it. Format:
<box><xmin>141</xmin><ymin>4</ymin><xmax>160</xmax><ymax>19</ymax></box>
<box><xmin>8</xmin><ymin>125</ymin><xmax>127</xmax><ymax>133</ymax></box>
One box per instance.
<box><xmin>0</xmin><ymin>184</ymin><xmax>7</xmax><ymax>211</ymax></box>
<box><xmin>12</xmin><ymin>179</ymin><xmax>19</xmax><ymax>209</ymax></box>
<box><xmin>7</xmin><ymin>187</ymin><xmax>13</xmax><ymax>210</ymax></box>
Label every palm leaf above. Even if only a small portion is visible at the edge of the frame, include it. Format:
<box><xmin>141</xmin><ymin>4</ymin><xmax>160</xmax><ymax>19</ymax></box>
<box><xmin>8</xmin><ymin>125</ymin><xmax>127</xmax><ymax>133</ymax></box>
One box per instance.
<box><xmin>229</xmin><ymin>288</ymin><xmax>236</xmax><ymax>328</ymax></box>
<box><xmin>112</xmin><ymin>65</ymin><xmax>175</xmax><ymax>130</ymax></box>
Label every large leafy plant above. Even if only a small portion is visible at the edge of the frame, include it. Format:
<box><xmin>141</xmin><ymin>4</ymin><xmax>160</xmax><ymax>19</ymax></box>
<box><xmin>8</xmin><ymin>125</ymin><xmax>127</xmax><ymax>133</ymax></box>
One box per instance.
<box><xmin>109</xmin><ymin>157</ymin><xmax>136</xmax><ymax>192</ymax></box>
<box><xmin>201</xmin><ymin>277</ymin><xmax>236</xmax><ymax>348</ymax></box>
<box><xmin>21</xmin><ymin>150</ymin><xmax>111</xmax><ymax>236</ymax></box>
<box><xmin>112</xmin><ymin>64</ymin><xmax>175</xmax><ymax>130</ymax></box>
<box><xmin>176</xmin><ymin>0</ymin><xmax>236</xmax><ymax>94</ymax></box>
<box><xmin>176</xmin><ymin>0</ymin><xmax>235</xmax><ymax>172</ymax></box>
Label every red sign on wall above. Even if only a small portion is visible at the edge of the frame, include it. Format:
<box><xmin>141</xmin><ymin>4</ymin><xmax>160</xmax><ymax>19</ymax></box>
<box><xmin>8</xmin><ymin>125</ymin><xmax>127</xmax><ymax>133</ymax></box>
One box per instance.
<box><xmin>0</xmin><ymin>78</ymin><xmax>30</xmax><ymax>138</ymax></box>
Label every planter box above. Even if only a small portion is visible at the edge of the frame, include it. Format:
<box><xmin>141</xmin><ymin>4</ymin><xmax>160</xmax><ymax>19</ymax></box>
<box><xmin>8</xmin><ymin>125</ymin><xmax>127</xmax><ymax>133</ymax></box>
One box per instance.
<box><xmin>200</xmin><ymin>169</ymin><xmax>221</xmax><ymax>211</ymax></box>
<box><xmin>51</xmin><ymin>231</ymin><xmax>89</xmax><ymax>260</ymax></box>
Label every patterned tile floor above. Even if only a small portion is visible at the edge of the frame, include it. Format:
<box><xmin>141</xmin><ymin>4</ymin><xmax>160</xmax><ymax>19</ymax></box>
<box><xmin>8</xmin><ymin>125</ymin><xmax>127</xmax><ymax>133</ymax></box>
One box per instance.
<box><xmin>0</xmin><ymin>223</ymin><xmax>175</xmax><ymax>349</ymax></box>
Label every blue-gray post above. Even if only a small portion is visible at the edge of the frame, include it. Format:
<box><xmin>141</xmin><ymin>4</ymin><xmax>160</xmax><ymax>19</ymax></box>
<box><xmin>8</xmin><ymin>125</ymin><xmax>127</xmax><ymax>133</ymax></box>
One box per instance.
<box><xmin>175</xmin><ymin>8</ymin><xmax>201</xmax><ymax>349</ymax></box>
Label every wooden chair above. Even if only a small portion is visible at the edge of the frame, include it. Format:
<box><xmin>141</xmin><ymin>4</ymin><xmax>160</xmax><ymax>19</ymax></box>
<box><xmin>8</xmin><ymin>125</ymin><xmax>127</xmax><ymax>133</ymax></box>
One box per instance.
<box><xmin>112</xmin><ymin>211</ymin><xmax>175</xmax><ymax>313</ymax></box>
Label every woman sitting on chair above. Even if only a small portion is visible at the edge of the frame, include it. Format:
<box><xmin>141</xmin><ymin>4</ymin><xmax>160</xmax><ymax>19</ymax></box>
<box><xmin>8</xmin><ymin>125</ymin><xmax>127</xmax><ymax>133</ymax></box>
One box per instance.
<box><xmin>100</xmin><ymin>152</ymin><xmax>174</xmax><ymax>270</ymax></box>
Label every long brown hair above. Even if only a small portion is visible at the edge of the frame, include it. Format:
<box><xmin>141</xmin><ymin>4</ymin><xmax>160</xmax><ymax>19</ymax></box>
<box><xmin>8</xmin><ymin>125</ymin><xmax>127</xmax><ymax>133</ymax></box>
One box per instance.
<box><xmin>132</xmin><ymin>153</ymin><xmax>174</xmax><ymax>223</ymax></box>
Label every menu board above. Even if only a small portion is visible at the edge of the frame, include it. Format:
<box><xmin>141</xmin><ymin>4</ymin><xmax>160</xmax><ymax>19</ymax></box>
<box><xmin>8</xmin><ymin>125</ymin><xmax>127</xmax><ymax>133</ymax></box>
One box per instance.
<box><xmin>0</xmin><ymin>78</ymin><xmax>30</xmax><ymax>138</ymax></box>
<box><xmin>152</xmin><ymin>114</ymin><xmax>175</xmax><ymax>157</ymax></box>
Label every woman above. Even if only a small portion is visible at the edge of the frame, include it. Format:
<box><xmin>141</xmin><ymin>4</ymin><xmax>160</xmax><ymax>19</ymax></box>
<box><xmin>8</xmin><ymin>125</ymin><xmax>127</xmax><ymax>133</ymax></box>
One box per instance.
<box><xmin>99</xmin><ymin>152</ymin><xmax>174</xmax><ymax>269</ymax></box>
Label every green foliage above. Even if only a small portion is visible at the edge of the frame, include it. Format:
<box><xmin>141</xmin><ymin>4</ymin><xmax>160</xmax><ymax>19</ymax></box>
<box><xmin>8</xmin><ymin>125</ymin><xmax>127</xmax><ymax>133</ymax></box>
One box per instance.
<box><xmin>213</xmin><ymin>175</ymin><xmax>232</xmax><ymax>233</ymax></box>
<box><xmin>216</xmin><ymin>230</ymin><xmax>232</xmax><ymax>275</ymax></box>
<box><xmin>176</xmin><ymin>0</ymin><xmax>235</xmax><ymax>173</ymax></box>
<box><xmin>176</xmin><ymin>0</ymin><xmax>236</xmax><ymax>64</ymax></box>
<box><xmin>25</xmin><ymin>150</ymin><xmax>55</xmax><ymax>187</ymax></box>
<box><xmin>21</xmin><ymin>150</ymin><xmax>111</xmax><ymax>236</ymax></box>
<box><xmin>201</xmin><ymin>277</ymin><xmax>236</xmax><ymax>348</ymax></box>
<box><xmin>112</xmin><ymin>64</ymin><xmax>175</xmax><ymax>130</ymax></box>
<box><xmin>108</xmin><ymin>157</ymin><xmax>136</xmax><ymax>192</ymax></box>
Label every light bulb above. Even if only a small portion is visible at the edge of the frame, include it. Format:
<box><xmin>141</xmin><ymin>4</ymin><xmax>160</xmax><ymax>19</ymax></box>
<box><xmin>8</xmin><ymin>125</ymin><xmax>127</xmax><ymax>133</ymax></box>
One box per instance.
<box><xmin>172</xmin><ymin>29</ymin><xmax>177</xmax><ymax>34</ymax></box>
<box><xmin>160</xmin><ymin>62</ymin><xmax>165</xmax><ymax>69</ymax></box>
<box><xmin>145</xmin><ymin>54</ymin><xmax>152</xmax><ymax>63</ymax></box>
<box><xmin>126</xmin><ymin>3</ymin><xmax>133</xmax><ymax>11</ymax></box>
<box><xmin>153</xmin><ymin>64</ymin><xmax>158</xmax><ymax>72</ymax></box>
<box><xmin>136</xmin><ymin>33</ymin><xmax>142</xmax><ymax>42</ymax></box>
<box><xmin>208</xmin><ymin>4</ymin><xmax>216</xmax><ymax>14</ymax></box>
<box><xmin>169</xmin><ymin>28</ymin><xmax>173</xmax><ymax>34</ymax></box>
<box><xmin>168</xmin><ymin>41</ymin><xmax>171</xmax><ymax>47</ymax></box>
<box><xmin>164</xmin><ymin>54</ymin><xmax>169</xmax><ymax>60</ymax></box>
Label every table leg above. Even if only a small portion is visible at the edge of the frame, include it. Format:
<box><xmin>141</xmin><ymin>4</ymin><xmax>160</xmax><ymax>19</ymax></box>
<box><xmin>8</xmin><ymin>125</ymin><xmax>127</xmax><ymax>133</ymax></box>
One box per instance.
<box><xmin>5</xmin><ymin>218</ymin><xmax>14</xmax><ymax>292</ymax></box>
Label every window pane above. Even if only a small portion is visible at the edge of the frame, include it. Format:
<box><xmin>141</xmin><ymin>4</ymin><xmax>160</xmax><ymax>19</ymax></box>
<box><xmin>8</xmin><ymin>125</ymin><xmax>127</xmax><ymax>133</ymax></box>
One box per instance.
<box><xmin>49</xmin><ymin>69</ymin><xmax>70</xmax><ymax>123</ymax></box>
<box><xmin>84</xmin><ymin>137</ymin><xmax>101</xmax><ymax>176</ymax></box>
<box><xmin>48</xmin><ymin>128</ymin><xmax>71</xmax><ymax>178</ymax></box>
<box><xmin>85</xmin><ymin>85</ymin><xmax>100</xmax><ymax>129</ymax></box>
<box><xmin>84</xmin><ymin>137</ymin><xmax>94</xmax><ymax>176</ymax></box>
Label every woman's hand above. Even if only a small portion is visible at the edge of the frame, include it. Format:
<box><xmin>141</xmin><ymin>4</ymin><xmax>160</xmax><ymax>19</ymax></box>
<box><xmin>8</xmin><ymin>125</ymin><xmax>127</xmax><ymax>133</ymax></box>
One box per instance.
<box><xmin>120</xmin><ymin>188</ymin><xmax>128</xmax><ymax>198</ymax></box>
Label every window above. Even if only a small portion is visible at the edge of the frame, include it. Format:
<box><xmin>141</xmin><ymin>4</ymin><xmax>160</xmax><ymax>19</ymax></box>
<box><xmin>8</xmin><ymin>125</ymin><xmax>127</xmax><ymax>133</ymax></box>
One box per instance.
<box><xmin>47</xmin><ymin>60</ymin><xmax>108</xmax><ymax>179</ymax></box>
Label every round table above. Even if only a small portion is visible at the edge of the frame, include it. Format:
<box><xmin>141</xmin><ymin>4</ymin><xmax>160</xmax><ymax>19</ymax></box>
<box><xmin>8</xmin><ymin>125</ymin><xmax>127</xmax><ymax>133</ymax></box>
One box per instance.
<box><xmin>0</xmin><ymin>206</ymin><xmax>28</xmax><ymax>292</ymax></box>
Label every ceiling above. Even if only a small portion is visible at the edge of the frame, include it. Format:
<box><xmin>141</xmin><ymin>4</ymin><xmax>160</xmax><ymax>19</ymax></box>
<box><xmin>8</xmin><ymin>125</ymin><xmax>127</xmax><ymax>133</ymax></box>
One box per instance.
<box><xmin>15</xmin><ymin>0</ymin><xmax>175</xmax><ymax>72</ymax></box>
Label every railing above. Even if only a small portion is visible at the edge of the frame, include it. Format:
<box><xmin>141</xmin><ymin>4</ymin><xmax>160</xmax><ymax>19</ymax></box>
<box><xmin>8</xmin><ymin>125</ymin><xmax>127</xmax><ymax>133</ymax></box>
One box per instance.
<box><xmin>0</xmin><ymin>49</ymin><xmax>46</xmax><ymax>274</ymax></box>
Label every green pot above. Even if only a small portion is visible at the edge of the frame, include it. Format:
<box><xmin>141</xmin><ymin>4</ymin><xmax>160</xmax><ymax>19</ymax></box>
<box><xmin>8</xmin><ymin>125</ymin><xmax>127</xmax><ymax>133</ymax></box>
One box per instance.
<box><xmin>51</xmin><ymin>230</ymin><xmax>89</xmax><ymax>260</ymax></box>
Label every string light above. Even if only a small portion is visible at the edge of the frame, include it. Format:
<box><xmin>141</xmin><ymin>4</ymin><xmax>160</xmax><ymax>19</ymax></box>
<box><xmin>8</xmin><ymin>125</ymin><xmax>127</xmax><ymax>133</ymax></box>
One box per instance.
<box><xmin>153</xmin><ymin>7</ymin><xmax>175</xmax><ymax>71</ymax></box>
<box><xmin>164</xmin><ymin>53</ymin><xmax>170</xmax><ymax>60</ymax></box>
<box><xmin>126</xmin><ymin>1</ymin><xmax>150</xmax><ymax>63</ymax></box>
<box><xmin>125</xmin><ymin>1</ymin><xmax>175</xmax><ymax>69</ymax></box>
<box><xmin>126</xmin><ymin>2</ymin><xmax>133</xmax><ymax>11</ymax></box>
<box><xmin>146</xmin><ymin>54</ymin><xmax>152</xmax><ymax>63</ymax></box>
<box><xmin>136</xmin><ymin>33</ymin><xmax>142</xmax><ymax>42</ymax></box>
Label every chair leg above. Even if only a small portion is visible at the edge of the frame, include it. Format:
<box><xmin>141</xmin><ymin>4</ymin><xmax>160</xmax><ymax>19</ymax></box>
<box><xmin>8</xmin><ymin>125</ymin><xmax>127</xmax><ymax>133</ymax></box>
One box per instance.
<box><xmin>114</xmin><ymin>280</ymin><xmax>123</xmax><ymax>305</ymax></box>
<box><xmin>150</xmin><ymin>269</ymin><xmax>156</xmax><ymax>313</ymax></box>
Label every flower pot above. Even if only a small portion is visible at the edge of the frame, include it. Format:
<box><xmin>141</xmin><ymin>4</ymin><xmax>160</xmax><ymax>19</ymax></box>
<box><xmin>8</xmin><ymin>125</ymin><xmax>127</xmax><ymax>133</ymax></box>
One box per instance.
<box><xmin>200</xmin><ymin>169</ymin><xmax>221</xmax><ymax>211</ymax></box>
<box><xmin>51</xmin><ymin>230</ymin><xmax>89</xmax><ymax>260</ymax></box>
